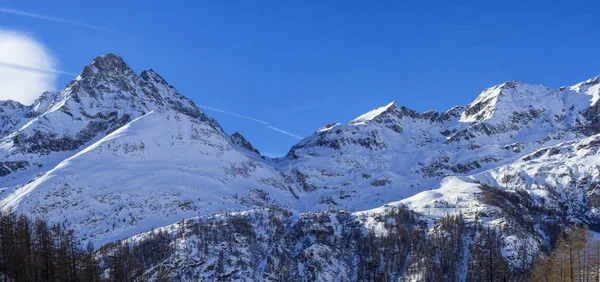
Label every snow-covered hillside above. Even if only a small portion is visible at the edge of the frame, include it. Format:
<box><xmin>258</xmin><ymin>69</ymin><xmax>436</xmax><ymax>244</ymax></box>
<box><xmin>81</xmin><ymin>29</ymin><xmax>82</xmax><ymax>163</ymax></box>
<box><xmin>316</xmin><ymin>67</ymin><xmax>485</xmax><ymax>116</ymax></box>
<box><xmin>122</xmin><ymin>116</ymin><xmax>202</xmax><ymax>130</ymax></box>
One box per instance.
<box><xmin>2</xmin><ymin>54</ymin><xmax>600</xmax><ymax>280</ymax></box>
<box><xmin>277</xmin><ymin>77</ymin><xmax>600</xmax><ymax>215</ymax></box>
<box><xmin>0</xmin><ymin>54</ymin><xmax>295</xmax><ymax>245</ymax></box>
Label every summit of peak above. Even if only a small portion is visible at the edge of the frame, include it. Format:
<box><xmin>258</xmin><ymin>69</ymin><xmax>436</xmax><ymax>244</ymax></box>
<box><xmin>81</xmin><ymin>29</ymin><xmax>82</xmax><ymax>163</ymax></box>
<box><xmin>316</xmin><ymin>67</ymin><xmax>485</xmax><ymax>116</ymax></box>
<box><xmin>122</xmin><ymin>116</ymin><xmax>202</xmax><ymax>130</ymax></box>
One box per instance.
<box><xmin>497</xmin><ymin>80</ymin><xmax>520</xmax><ymax>90</ymax></box>
<box><xmin>349</xmin><ymin>101</ymin><xmax>444</xmax><ymax>125</ymax></box>
<box><xmin>350</xmin><ymin>101</ymin><xmax>399</xmax><ymax>124</ymax></box>
<box><xmin>230</xmin><ymin>132</ymin><xmax>260</xmax><ymax>155</ymax></box>
<box><xmin>382</xmin><ymin>101</ymin><xmax>399</xmax><ymax>110</ymax></box>
<box><xmin>385</xmin><ymin>101</ymin><xmax>398</xmax><ymax>107</ymax></box>
<box><xmin>53</xmin><ymin>54</ymin><xmax>204</xmax><ymax>120</ymax></box>
<box><xmin>484</xmin><ymin>80</ymin><xmax>545</xmax><ymax>94</ymax></box>
<box><xmin>91</xmin><ymin>53</ymin><xmax>129</xmax><ymax>71</ymax></box>
<box><xmin>0</xmin><ymin>99</ymin><xmax>26</xmax><ymax>110</ymax></box>
<box><xmin>78</xmin><ymin>53</ymin><xmax>134</xmax><ymax>80</ymax></box>
<box><xmin>462</xmin><ymin>80</ymin><xmax>554</xmax><ymax>123</ymax></box>
<box><xmin>96</xmin><ymin>52</ymin><xmax>123</xmax><ymax>61</ymax></box>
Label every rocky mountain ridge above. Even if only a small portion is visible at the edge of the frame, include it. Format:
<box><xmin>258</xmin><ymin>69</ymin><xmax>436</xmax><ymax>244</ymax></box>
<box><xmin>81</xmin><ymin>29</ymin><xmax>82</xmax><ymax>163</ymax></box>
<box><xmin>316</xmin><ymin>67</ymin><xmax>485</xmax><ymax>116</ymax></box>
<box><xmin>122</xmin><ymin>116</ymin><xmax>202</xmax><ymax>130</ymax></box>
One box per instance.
<box><xmin>2</xmin><ymin>53</ymin><xmax>600</xmax><ymax>280</ymax></box>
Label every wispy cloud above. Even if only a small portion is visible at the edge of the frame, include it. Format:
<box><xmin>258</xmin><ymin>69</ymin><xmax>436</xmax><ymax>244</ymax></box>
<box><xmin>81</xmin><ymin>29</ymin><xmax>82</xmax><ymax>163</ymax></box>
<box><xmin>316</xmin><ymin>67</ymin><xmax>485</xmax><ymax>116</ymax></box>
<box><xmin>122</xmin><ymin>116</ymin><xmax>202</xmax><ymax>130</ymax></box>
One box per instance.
<box><xmin>0</xmin><ymin>29</ymin><xmax>59</xmax><ymax>105</ymax></box>
<box><xmin>0</xmin><ymin>61</ymin><xmax>75</xmax><ymax>76</ymax></box>
<box><xmin>198</xmin><ymin>105</ymin><xmax>304</xmax><ymax>140</ymax></box>
<box><xmin>0</xmin><ymin>7</ymin><xmax>110</xmax><ymax>32</ymax></box>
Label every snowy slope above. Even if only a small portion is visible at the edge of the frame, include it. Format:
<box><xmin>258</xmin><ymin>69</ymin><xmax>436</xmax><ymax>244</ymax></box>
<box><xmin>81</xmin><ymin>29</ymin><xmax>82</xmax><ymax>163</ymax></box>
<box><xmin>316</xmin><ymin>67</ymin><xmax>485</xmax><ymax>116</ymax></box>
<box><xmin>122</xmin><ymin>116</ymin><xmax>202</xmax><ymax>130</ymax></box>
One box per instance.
<box><xmin>277</xmin><ymin>76</ymin><xmax>600</xmax><ymax>213</ymax></box>
<box><xmin>471</xmin><ymin>132</ymin><xmax>600</xmax><ymax>224</ymax></box>
<box><xmin>0</xmin><ymin>54</ymin><xmax>295</xmax><ymax>245</ymax></box>
<box><xmin>3</xmin><ymin>110</ymin><xmax>296</xmax><ymax>245</ymax></box>
<box><xmin>2</xmin><ymin>52</ymin><xmax>600</xmax><ymax>254</ymax></box>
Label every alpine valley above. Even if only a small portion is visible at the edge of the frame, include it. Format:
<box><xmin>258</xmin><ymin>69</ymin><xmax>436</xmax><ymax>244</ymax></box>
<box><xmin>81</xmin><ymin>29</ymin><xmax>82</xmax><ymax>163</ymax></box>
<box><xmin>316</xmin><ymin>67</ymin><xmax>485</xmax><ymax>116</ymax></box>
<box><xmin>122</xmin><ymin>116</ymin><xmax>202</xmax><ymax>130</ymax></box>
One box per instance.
<box><xmin>2</xmin><ymin>54</ymin><xmax>600</xmax><ymax>281</ymax></box>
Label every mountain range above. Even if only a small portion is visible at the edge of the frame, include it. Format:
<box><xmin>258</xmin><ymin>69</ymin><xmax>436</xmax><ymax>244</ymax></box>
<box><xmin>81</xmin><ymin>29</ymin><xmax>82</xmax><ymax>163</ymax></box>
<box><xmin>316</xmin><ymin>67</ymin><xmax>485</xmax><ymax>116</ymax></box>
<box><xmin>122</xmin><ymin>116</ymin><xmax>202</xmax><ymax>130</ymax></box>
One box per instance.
<box><xmin>2</xmin><ymin>53</ymin><xmax>600</xmax><ymax>280</ymax></box>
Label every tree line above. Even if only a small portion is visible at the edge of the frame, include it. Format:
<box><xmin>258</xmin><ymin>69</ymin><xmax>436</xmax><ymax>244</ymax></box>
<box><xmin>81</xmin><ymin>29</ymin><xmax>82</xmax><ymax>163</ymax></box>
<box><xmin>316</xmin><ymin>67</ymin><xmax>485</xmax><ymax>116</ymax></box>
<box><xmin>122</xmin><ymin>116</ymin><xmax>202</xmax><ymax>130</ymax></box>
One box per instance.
<box><xmin>0</xmin><ymin>211</ymin><xmax>99</xmax><ymax>282</ymax></box>
<box><xmin>97</xmin><ymin>207</ymin><xmax>524</xmax><ymax>281</ymax></box>
<box><xmin>1</xmin><ymin>206</ymin><xmax>596</xmax><ymax>281</ymax></box>
<box><xmin>531</xmin><ymin>228</ymin><xmax>600</xmax><ymax>282</ymax></box>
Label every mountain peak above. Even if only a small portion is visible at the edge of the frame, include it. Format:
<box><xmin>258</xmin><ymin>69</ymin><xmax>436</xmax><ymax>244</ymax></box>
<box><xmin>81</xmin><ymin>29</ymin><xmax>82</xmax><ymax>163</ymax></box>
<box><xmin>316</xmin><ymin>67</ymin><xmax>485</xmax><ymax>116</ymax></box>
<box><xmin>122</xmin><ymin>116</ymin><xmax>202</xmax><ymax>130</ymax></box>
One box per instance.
<box><xmin>498</xmin><ymin>80</ymin><xmax>520</xmax><ymax>90</ymax></box>
<box><xmin>78</xmin><ymin>53</ymin><xmax>135</xmax><ymax>81</ymax></box>
<box><xmin>93</xmin><ymin>53</ymin><xmax>126</xmax><ymax>67</ymax></box>
<box><xmin>56</xmin><ymin>54</ymin><xmax>203</xmax><ymax>120</ymax></box>
<box><xmin>350</xmin><ymin>101</ymin><xmax>446</xmax><ymax>125</ymax></box>
<box><xmin>91</xmin><ymin>53</ymin><xmax>129</xmax><ymax>72</ymax></box>
<box><xmin>0</xmin><ymin>100</ymin><xmax>26</xmax><ymax>111</ymax></box>
<box><xmin>461</xmin><ymin>81</ymin><xmax>553</xmax><ymax>123</ymax></box>
<box><xmin>350</xmin><ymin>101</ymin><xmax>399</xmax><ymax>124</ymax></box>
<box><xmin>230</xmin><ymin>132</ymin><xmax>260</xmax><ymax>155</ymax></box>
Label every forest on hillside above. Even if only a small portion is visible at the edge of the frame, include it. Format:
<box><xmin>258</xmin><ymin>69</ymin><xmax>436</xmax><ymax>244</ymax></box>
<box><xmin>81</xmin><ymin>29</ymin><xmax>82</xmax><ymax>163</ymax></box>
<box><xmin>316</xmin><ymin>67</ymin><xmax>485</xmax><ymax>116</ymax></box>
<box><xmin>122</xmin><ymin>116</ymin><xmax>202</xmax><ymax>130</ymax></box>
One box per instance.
<box><xmin>0</xmin><ymin>208</ymin><xmax>598</xmax><ymax>282</ymax></box>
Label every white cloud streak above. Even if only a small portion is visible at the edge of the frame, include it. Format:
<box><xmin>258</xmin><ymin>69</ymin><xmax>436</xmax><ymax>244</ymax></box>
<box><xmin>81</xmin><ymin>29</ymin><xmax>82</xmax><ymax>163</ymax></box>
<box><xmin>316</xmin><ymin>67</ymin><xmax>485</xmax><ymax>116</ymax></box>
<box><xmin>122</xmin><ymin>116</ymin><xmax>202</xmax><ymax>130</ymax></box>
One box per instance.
<box><xmin>0</xmin><ymin>30</ymin><xmax>60</xmax><ymax>105</ymax></box>
<box><xmin>198</xmin><ymin>105</ymin><xmax>303</xmax><ymax>140</ymax></box>
<box><xmin>0</xmin><ymin>7</ymin><xmax>110</xmax><ymax>32</ymax></box>
<box><xmin>266</xmin><ymin>126</ymin><xmax>304</xmax><ymax>140</ymax></box>
<box><xmin>198</xmin><ymin>104</ymin><xmax>269</xmax><ymax>125</ymax></box>
<box><xmin>0</xmin><ymin>61</ymin><xmax>75</xmax><ymax>76</ymax></box>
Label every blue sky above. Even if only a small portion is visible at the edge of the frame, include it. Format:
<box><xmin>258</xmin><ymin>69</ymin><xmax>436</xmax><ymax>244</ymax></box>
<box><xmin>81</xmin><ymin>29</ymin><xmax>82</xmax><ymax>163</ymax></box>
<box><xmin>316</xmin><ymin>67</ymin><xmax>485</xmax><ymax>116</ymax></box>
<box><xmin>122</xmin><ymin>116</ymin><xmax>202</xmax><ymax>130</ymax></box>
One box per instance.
<box><xmin>0</xmin><ymin>1</ymin><xmax>599</xmax><ymax>156</ymax></box>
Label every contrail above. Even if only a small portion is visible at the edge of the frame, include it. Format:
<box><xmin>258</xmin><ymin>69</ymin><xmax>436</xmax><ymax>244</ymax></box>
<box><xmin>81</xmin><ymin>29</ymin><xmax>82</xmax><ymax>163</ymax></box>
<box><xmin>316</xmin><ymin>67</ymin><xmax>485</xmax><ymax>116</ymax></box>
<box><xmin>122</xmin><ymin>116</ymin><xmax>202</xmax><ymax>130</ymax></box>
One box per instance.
<box><xmin>267</xmin><ymin>126</ymin><xmax>304</xmax><ymax>140</ymax></box>
<box><xmin>198</xmin><ymin>105</ymin><xmax>269</xmax><ymax>125</ymax></box>
<box><xmin>0</xmin><ymin>7</ymin><xmax>110</xmax><ymax>32</ymax></box>
<box><xmin>0</xmin><ymin>61</ymin><xmax>76</xmax><ymax>76</ymax></box>
<box><xmin>198</xmin><ymin>105</ymin><xmax>303</xmax><ymax>140</ymax></box>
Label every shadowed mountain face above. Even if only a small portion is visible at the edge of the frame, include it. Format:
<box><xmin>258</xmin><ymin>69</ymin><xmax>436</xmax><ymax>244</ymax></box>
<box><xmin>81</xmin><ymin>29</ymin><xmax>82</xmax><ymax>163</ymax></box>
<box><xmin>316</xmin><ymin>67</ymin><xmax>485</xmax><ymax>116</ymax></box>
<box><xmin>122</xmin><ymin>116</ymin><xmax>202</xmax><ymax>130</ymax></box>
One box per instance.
<box><xmin>2</xmin><ymin>55</ymin><xmax>600</xmax><ymax>278</ymax></box>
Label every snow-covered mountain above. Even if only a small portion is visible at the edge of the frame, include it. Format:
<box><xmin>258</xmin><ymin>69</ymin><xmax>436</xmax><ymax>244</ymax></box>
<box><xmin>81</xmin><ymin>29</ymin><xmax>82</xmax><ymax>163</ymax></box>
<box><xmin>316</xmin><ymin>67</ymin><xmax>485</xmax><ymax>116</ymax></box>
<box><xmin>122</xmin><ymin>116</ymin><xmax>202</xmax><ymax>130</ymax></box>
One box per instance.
<box><xmin>278</xmin><ymin>77</ymin><xmax>600</xmax><ymax>215</ymax></box>
<box><xmin>2</xmin><ymin>53</ymin><xmax>600</xmax><ymax>280</ymax></box>
<box><xmin>0</xmin><ymin>54</ymin><xmax>295</xmax><ymax>245</ymax></box>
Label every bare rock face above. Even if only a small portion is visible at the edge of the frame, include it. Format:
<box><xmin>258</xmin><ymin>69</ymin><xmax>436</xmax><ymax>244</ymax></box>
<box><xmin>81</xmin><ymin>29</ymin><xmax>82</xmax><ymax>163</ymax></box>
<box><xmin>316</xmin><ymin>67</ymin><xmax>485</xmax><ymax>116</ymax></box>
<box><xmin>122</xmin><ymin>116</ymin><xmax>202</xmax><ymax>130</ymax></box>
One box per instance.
<box><xmin>230</xmin><ymin>132</ymin><xmax>261</xmax><ymax>155</ymax></box>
